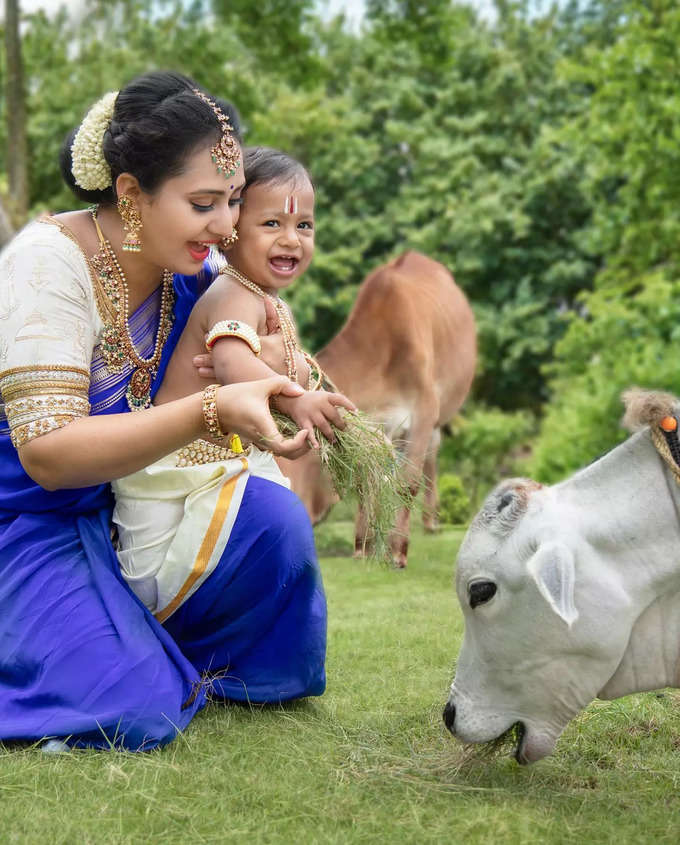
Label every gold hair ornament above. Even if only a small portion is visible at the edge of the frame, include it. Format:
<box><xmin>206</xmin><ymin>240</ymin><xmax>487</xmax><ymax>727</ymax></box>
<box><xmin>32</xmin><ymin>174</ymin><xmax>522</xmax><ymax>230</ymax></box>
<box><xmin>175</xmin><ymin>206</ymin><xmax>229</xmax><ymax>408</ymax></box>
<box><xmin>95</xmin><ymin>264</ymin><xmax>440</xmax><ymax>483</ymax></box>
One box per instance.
<box><xmin>192</xmin><ymin>89</ymin><xmax>240</xmax><ymax>178</ymax></box>
<box><xmin>71</xmin><ymin>91</ymin><xmax>118</xmax><ymax>191</ymax></box>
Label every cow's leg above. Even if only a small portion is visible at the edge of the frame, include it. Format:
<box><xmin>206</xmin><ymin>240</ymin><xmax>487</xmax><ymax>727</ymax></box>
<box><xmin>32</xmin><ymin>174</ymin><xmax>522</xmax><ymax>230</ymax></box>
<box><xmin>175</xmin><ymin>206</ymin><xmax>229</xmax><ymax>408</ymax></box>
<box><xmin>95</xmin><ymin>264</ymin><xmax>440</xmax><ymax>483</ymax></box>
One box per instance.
<box><xmin>390</xmin><ymin>403</ymin><xmax>438</xmax><ymax>568</ymax></box>
<box><xmin>353</xmin><ymin>500</ymin><xmax>374</xmax><ymax>558</ymax></box>
<box><xmin>422</xmin><ymin>427</ymin><xmax>441</xmax><ymax>533</ymax></box>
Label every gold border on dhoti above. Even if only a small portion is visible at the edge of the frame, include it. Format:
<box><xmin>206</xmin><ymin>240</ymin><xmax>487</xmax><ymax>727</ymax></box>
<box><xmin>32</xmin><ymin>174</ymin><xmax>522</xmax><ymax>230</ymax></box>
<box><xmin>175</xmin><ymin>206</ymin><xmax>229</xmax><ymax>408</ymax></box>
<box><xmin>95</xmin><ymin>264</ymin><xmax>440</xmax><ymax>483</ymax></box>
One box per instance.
<box><xmin>155</xmin><ymin>458</ymin><xmax>248</xmax><ymax>623</ymax></box>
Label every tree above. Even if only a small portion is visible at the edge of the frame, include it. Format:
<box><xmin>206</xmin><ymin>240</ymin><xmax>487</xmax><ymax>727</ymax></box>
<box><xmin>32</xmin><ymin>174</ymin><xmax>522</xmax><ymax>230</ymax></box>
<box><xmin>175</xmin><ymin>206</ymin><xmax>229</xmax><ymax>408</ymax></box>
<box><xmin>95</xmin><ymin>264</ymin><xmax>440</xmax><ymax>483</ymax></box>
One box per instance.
<box><xmin>211</xmin><ymin>0</ymin><xmax>325</xmax><ymax>89</ymax></box>
<box><xmin>0</xmin><ymin>196</ymin><xmax>13</xmax><ymax>247</ymax></box>
<box><xmin>531</xmin><ymin>0</ymin><xmax>680</xmax><ymax>481</ymax></box>
<box><xmin>3</xmin><ymin>0</ymin><xmax>28</xmax><ymax>224</ymax></box>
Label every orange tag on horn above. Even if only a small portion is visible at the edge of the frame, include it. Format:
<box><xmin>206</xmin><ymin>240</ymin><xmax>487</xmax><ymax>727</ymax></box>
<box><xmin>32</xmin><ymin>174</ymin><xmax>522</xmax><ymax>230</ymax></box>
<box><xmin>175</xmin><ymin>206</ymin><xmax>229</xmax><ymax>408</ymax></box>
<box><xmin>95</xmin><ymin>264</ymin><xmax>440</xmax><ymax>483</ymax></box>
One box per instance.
<box><xmin>660</xmin><ymin>416</ymin><xmax>677</xmax><ymax>432</ymax></box>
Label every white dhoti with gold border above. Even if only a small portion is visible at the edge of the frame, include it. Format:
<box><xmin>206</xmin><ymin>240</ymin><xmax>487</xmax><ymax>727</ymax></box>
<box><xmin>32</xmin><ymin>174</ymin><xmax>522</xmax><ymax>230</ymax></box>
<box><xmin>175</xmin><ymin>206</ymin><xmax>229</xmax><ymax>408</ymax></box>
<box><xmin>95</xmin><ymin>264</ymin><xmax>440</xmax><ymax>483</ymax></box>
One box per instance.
<box><xmin>112</xmin><ymin>445</ymin><xmax>289</xmax><ymax>622</ymax></box>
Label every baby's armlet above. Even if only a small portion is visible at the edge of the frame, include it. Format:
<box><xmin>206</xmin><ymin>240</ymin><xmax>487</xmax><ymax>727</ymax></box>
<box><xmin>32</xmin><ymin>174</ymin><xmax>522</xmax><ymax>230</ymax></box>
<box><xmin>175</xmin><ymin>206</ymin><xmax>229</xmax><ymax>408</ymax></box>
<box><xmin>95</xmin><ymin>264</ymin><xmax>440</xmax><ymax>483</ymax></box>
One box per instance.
<box><xmin>205</xmin><ymin>319</ymin><xmax>261</xmax><ymax>355</ymax></box>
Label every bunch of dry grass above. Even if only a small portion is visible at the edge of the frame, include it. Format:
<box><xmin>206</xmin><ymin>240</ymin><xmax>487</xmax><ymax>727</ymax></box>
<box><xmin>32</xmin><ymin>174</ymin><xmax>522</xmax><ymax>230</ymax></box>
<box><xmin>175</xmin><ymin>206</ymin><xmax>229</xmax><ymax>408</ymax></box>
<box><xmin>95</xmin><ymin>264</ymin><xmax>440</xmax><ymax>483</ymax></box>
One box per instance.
<box><xmin>272</xmin><ymin>409</ymin><xmax>413</xmax><ymax>562</ymax></box>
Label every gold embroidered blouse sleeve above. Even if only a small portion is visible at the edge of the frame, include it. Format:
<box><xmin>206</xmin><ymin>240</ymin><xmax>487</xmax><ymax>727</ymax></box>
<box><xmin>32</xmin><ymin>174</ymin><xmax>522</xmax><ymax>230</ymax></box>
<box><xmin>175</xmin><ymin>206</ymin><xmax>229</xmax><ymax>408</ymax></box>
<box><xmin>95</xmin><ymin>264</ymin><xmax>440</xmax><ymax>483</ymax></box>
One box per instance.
<box><xmin>0</xmin><ymin>219</ymin><xmax>102</xmax><ymax>448</ymax></box>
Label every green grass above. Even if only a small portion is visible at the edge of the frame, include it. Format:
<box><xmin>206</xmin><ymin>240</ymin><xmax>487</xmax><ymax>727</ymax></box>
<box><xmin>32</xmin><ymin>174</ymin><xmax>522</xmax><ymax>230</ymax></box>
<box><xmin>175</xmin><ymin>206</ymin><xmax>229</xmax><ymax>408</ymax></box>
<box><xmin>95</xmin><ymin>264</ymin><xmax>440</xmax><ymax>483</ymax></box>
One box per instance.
<box><xmin>2</xmin><ymin>521</ymin><xmax>680</xmax><ymax>843</ymax></box>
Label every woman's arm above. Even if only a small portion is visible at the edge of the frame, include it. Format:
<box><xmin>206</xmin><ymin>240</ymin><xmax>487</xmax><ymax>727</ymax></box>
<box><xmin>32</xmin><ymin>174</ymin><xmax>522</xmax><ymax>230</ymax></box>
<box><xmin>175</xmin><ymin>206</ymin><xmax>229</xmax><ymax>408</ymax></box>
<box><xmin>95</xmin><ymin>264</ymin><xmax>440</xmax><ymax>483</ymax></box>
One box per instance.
<box><xmin>19</xmin><ymin>377</ymin><xmax>310</xmax><ymax>490</ymax></box>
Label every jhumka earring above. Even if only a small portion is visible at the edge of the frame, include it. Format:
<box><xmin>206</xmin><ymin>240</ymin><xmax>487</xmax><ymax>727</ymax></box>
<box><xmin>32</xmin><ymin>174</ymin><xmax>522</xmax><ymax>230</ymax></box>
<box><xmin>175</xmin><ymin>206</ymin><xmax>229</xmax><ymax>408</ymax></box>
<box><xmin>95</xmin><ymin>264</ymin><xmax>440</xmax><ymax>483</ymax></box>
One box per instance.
<box><xmin>118</xmin><ymin>196</ymin><xmax>143</xmax><ymax>253</ymax></box>
<box><xmin>221</xmin><ymin>227</ymin><xmax>238</xmax><ymax>248</ymax></box>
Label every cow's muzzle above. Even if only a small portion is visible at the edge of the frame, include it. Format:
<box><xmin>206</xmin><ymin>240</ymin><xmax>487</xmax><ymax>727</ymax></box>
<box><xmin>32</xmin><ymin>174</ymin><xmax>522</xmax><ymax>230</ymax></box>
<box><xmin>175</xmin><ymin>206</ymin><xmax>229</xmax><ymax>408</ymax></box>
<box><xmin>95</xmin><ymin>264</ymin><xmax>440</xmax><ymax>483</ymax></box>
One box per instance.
<box><xmin>443</xmin><ymin>702</ymin><xmax>530</xmax><ymax>765</ymax></box>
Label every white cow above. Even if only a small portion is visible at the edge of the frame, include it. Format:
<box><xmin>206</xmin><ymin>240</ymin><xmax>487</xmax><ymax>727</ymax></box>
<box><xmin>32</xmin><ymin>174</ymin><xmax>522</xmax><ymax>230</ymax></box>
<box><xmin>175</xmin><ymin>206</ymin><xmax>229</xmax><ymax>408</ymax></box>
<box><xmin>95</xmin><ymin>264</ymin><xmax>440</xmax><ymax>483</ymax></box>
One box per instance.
<box><xmin>443</xmin><ymin>389</ymin><xmax>680</xmax><ymax>763</ymax></box>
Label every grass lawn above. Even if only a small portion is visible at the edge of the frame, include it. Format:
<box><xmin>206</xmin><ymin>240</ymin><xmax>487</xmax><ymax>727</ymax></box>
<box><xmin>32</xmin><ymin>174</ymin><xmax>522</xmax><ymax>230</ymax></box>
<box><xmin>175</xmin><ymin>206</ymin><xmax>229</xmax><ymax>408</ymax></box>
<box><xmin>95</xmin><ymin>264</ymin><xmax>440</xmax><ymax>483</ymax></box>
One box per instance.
<box><xmin>2</xmin><ymin>518</ymin><xmax>680</xmax><ymax>843</ymax></box>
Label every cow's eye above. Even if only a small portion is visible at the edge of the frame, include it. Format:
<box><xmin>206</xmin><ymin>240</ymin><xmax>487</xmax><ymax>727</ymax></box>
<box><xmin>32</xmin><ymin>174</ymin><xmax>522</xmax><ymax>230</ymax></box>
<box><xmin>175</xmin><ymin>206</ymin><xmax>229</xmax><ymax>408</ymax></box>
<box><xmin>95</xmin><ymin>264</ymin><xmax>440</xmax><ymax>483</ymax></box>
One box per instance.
<box><xmin>469</xmin><ymin>580</ymin><xmax>497</xmax><ymax>608</ymax></box>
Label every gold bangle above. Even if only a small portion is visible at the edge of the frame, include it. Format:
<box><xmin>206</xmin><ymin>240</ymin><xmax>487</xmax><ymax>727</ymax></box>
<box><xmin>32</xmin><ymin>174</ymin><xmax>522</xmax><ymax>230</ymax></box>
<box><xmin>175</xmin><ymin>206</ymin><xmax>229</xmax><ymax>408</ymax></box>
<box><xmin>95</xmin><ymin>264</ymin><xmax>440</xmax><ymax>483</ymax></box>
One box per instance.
<box><xmin>202</xmin><ymin>383</ymin><xmax>225</xmax><ymax>438</ymax></box>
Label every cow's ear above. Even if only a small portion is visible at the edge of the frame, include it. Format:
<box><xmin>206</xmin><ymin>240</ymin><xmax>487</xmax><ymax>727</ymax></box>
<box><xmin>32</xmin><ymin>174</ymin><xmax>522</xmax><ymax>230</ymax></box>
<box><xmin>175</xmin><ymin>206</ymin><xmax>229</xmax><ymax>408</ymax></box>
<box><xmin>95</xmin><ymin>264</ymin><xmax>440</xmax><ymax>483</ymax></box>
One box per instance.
<box><xmin>526</xmin><ymin>542</ymin><xmax>578</xmax><ymax>627</ymax></box>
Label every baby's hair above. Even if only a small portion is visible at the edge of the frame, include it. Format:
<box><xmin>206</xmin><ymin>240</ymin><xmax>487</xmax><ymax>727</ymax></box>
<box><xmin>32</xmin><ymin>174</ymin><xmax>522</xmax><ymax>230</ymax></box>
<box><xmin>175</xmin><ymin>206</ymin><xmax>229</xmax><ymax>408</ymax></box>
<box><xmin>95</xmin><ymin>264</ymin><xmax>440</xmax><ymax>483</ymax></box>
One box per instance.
<box><xmin>242</xmin><ymin>146</ymin><xmax>313</xmax><ymax>194</ymax></box>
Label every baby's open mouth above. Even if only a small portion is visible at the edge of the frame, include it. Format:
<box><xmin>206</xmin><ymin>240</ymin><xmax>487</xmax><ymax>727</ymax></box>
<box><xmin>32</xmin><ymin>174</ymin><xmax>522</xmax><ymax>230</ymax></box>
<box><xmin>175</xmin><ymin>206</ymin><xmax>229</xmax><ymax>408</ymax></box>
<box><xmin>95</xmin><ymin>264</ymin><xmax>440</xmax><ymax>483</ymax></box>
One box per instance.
<box><xmin>269</xmin><ymin>256</ymin><xmax>299</xmax><ymax>272</ymax></box>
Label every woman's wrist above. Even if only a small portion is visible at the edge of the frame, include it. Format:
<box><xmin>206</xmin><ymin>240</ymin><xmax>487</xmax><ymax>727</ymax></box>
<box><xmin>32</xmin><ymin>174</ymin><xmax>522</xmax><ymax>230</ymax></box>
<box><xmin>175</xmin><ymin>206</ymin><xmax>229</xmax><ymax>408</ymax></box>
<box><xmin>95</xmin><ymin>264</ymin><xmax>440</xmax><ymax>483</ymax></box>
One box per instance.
<box><xmin>202</xmin><ymin>383</ymin><xmax>226</xmax><ymax>438</ymax></box>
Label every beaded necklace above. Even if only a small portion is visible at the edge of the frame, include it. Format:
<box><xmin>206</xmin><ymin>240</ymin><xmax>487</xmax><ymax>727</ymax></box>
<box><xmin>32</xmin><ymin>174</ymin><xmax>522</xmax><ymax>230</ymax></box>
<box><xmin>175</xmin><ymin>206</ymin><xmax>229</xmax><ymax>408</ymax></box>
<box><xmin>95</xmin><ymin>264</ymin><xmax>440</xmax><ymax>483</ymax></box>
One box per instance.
<box><xmin>90</xmin><ymin>207</ymin><xmax>175</xmax><ymax>411</ymax></box>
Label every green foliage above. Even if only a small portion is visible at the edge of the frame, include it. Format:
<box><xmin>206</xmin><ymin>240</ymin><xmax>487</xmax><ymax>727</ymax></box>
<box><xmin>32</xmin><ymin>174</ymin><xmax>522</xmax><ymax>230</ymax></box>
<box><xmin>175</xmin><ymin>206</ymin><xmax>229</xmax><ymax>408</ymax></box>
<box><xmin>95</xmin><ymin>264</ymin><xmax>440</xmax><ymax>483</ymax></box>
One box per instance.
<box><xmin>437</xmin><ymin>472</ymin><xmax>471</xmax><ymax>524</ymax></box>
<box><xmin>212</xmin><ymin>0</ymin><xmax>325</xmax><ymax>89</ymax></box>
<box><xmin>530</xmin><ymin>272</ymin><xmax>680</xmax><ymax>482</ymax></box>
<box><xmin>440</xmin><ymin>404</ymin><xmax>535</xmax><ymax>505</ymax></box>
<box><xmin>532</xmin><ymin>0</ymin><xmax>680</xmax><ymax>481</ymax></box>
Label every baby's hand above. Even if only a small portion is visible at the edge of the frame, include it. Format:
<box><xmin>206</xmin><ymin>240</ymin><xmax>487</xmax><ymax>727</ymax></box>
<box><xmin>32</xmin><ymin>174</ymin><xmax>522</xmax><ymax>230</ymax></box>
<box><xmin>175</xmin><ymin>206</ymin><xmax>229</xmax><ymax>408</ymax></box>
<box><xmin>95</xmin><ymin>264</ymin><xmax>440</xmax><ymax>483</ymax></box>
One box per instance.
<box><xmin>276</xmin><ymin>390</ymin><xmax>356</xmax><ymax>449</ymax></box>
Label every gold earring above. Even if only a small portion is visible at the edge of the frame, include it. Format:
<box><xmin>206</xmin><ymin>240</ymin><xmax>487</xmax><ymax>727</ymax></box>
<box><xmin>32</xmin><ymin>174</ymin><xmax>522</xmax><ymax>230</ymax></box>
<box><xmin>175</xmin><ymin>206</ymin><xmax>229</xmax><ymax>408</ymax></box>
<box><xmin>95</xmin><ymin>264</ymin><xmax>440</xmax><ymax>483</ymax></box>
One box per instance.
<box><xmin>118</xmin><ymin>196</ymin><xmax>143</xmax><ymax>253</ymax></box>
<box><xmin>221</xmin><ymin>227</ymin><xmax>238</xmax><ymax>248</ymax></box>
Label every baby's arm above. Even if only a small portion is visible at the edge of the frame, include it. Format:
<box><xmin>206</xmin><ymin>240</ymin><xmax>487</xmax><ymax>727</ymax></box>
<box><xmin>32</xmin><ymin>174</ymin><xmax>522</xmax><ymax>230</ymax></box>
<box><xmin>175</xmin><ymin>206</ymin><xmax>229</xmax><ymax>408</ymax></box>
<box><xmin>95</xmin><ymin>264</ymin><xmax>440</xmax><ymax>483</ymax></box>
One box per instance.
<box><xmin>198</xmin><ymin>277</ymin><xmax>284</xmax><ymax>385</ymax></box>
<box><xmin>198</xmin><ymin>277</ymin><xmax>354</xmax><ymax>446</ymax></box>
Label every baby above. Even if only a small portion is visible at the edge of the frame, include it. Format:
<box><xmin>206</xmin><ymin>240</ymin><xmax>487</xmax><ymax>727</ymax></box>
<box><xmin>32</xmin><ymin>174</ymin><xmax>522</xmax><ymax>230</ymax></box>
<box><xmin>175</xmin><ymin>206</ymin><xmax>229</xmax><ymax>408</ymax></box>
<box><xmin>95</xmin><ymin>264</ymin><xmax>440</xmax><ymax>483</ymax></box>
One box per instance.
<box><xmin>113</xmin><ymin>147</ymin><xmax>352</xmax><ymax>620</ymax></box>
<box><xmin>154</xmin><ymin>145</ymin><xmax>346</xmax><ymax>445</ymax></box>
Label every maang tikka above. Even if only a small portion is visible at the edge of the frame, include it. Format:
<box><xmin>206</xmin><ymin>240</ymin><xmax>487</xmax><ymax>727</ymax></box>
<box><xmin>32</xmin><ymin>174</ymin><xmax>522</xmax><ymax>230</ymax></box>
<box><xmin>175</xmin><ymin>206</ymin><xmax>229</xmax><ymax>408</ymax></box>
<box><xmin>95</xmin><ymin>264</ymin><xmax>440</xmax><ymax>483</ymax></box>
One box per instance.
<box><xmin>118</xmin><ymin>195</ymin><xmax>142</xmax><ymax>253</ymax></box>
<box><xmin>192</xmin><ymin>88</ymin><xmax>240</xmax><ymax>178</ymax></box>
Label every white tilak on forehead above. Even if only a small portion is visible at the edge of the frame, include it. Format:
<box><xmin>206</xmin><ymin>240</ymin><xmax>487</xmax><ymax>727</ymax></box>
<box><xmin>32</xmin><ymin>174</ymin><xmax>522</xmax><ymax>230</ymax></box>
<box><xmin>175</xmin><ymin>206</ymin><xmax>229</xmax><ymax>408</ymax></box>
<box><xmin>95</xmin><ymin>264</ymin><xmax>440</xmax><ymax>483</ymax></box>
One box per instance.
<box><xmin>283</xmin><ymin>195</ymin><xmax>299</xmax><ymax>214</ymax></box>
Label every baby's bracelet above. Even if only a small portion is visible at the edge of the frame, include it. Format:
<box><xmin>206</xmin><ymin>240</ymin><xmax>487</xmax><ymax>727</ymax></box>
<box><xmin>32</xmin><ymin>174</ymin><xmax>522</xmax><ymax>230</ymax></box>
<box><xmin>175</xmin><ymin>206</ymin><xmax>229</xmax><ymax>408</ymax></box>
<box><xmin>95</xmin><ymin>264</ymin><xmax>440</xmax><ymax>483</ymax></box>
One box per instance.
<box><xmin>202</xmin><ymin>383</ymin><xmax>225</xmax><ymax>438</ymax></box>
<box><xmin>205</xmin><ymin>320</ymin><xmax>262</xmax><ymax>355</ymax></box>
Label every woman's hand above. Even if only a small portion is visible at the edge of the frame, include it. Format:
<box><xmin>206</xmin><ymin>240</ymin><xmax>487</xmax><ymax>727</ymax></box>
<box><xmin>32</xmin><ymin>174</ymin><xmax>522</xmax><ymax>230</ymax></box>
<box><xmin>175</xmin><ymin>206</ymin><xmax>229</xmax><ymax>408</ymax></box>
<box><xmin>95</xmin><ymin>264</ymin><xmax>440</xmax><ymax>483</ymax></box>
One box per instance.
<box><xmin>216</xmin><ymin>376</ymin><xmax>311</xmax><ymax>458</ymax></box>
<box><xmin>274</xmin><ymin>389</ymin><xmax>357</xmax><ymax>449</ymax></box>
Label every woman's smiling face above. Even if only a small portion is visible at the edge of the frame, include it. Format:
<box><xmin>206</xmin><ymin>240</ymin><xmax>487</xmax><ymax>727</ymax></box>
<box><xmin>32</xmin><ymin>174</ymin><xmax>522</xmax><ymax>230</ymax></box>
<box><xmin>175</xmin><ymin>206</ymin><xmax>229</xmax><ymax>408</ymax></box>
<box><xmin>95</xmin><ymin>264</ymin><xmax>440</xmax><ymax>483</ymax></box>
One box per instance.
<box><xmin>137</xmin><ymin>142</ymin><xmax>246</xmax><ymax>274</ymax></box>
<box><xmin>226</xmin><ymin>176</ymin><xmax>315</xmax><ymax>293</ymax></box>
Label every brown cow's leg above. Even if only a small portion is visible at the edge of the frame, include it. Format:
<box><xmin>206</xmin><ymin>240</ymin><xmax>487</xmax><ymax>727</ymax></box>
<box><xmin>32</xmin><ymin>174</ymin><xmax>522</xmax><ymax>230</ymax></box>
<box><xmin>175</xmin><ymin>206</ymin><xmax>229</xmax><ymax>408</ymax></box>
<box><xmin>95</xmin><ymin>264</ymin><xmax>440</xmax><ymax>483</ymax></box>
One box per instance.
<box><xmin>389</xmin><ymin>403</ymin><xmax>438</xmax><ymax>568</ymax></box>
<box><xmin>390</xmin><ymin>504</ymin><xmax>412</xmax><ymax>568</ymax></box>
<box><xmin>422</xmin><ymin>428</ymin><xmax>441</xmax><ymax>533</ymax></box>
<box><xmin>353</xmin><ymin>501</ymin><xmax>374</xmax><ymax>558</ymax></box>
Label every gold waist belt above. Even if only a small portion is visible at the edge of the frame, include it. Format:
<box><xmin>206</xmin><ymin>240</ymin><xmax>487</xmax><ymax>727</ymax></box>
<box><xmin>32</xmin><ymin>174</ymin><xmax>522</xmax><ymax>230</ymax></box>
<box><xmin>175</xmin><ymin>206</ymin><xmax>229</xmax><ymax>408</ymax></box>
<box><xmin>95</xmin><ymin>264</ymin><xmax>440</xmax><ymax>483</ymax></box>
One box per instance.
<box><xmin>176</xmin><ymin>437</ymin><xmax>249</xmax><ymax>467</ymax></box>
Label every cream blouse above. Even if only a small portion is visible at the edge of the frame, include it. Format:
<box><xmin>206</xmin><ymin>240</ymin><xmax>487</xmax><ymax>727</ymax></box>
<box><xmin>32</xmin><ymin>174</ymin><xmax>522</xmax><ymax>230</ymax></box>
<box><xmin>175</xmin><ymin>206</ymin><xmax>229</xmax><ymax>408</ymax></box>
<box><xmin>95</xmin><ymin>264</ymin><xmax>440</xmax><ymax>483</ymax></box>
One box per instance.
<box><xmin>0</xmin><ymin>218</ymin><xmax>107</xmax><ymax>448</ymax></box>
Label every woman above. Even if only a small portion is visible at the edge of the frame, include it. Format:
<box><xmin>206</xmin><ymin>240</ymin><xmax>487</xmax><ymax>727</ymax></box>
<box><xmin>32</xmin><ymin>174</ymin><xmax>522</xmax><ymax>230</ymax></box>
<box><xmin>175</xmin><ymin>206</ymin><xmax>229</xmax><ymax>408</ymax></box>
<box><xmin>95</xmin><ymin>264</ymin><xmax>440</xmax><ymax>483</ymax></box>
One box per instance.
<box><xmin>0</xmin><ymin>71</ymin><xmax>337</xmax><ymax>750</ymax></box>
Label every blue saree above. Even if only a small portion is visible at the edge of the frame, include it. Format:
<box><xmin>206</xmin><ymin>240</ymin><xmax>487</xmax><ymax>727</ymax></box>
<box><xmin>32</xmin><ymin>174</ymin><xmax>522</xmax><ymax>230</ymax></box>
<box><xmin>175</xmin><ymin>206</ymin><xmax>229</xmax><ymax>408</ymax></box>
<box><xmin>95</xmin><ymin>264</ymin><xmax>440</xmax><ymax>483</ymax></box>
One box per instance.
<box><xmin>0</xmin><ymin>250</ymin><xmax>326</xmax><ymax>750</ymax></box>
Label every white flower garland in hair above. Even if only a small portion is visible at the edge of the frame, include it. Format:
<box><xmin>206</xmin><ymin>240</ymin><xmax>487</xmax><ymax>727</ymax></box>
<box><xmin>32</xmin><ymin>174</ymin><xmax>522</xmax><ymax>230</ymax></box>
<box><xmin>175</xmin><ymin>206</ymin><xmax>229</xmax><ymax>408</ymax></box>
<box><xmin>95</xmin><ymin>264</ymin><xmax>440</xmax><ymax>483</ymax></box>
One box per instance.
<box><xmin>71</xmin><ymin>91</ymin><xmax>119</xmax><ymax>191</ymax></box>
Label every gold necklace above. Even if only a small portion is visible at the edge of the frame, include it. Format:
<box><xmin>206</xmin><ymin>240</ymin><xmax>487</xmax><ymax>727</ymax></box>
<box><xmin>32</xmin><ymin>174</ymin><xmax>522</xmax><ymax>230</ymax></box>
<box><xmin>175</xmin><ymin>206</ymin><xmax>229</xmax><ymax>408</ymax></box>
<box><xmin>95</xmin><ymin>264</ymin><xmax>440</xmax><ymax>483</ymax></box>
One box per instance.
<box><xmin>90</xmin><ymin>207</ymin><xmax>175</xmax><ymax>411</ymax></box>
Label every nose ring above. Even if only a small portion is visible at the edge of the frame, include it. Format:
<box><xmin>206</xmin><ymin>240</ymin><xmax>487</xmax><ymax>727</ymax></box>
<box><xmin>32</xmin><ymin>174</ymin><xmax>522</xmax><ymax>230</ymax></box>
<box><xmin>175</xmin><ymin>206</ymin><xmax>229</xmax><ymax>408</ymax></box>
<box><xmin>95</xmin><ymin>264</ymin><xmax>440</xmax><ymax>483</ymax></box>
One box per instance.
<box><xmin>221</xmin><ymin>227</ymin><xmax>238</xmax><ymax>248</ymax></box>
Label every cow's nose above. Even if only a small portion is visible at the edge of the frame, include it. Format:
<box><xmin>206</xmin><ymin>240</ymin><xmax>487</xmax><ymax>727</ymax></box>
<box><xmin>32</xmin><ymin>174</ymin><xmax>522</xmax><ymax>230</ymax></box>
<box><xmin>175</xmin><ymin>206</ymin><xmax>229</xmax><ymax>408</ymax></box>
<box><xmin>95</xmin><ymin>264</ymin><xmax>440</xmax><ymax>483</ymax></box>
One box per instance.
<box><xmin>442</xmin><ymin>701</ymin><xmax>456</xmax><ymax>733</ymax></box>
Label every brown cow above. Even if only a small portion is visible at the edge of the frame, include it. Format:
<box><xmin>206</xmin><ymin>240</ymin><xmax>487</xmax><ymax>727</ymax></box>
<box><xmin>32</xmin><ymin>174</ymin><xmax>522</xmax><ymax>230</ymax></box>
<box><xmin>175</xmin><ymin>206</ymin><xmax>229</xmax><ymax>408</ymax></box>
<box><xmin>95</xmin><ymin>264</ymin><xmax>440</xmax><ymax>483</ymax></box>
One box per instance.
<box><xmin>279</xmin><ymin>250</ymin><xmax>476</xmax><ymax>567</ymax></box>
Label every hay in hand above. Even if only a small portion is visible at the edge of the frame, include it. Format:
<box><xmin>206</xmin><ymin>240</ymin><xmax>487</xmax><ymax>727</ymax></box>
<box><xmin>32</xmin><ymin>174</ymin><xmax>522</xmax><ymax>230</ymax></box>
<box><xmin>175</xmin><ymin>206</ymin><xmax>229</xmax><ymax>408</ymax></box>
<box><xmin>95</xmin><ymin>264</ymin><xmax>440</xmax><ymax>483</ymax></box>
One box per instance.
<box><xmin>272</xmin><ymin>409</ymin><xmax>413</xmax><ymax>563</ymax></box>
